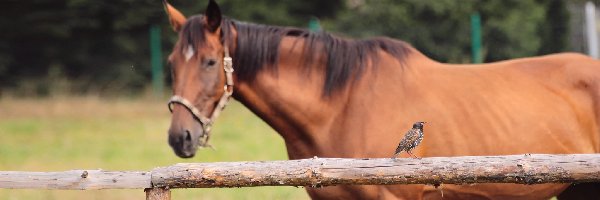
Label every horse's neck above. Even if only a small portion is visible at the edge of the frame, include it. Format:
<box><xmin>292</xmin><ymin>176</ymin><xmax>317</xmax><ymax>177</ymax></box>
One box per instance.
<box><xmin>231</xmin><ymin>35</ymin><xmax>434</xmax><ymax>159</ymax></box>
<box><xmin>232</xmin><ymin>37</ymin><xmax>349</xmax><ymax>159</ymax></box>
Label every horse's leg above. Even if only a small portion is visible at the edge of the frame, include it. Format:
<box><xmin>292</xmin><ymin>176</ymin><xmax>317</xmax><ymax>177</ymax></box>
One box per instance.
<box><xmin>306</xmin><ymin>185</ymin><xmax>386</xmax><ymax>200</ymax></box>
<box><xmin>557</xmin><ymin>183</ymin><xmax>600</xmax><ymax>200</ymax></box>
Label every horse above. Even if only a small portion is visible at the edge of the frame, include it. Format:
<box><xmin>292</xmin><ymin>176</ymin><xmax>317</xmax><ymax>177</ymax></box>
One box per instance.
<box><xmin>162</xmin><ymin>0</ymin><xmax>600</xmax><ymax>199</ymax></box>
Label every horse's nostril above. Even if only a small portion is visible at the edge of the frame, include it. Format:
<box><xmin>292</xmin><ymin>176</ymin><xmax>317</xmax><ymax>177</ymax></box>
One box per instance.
<box><xmin>185</xmin><ymin>130</ymin><xmax>192</xmax><ymax>141</ymax></box>
<box><xmin>168</xmin><ymin>129</ymin><xmax>197</xmax><ymax>158</ymax></box>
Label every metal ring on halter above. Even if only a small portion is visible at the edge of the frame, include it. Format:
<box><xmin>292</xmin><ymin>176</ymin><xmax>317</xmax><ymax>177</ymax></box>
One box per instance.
<box><xmin>224</xmin><ymin>85</ymin><xmax>233</xmax><ymax>95</ymax></box>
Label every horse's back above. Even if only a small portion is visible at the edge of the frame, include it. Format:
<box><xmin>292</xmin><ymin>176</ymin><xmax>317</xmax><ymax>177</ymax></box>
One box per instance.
<box><xmin>498</xmin><ymin>52</ymin><xmax>598</xmax><ymax>85</ymax></box>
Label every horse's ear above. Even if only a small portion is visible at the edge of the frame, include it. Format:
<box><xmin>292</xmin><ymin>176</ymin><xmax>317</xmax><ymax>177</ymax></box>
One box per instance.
<box><xmin>163</xmin><ymin>0</ymin><xmax>186</xmax><ymax>32</ymax></box>
<box><xmin>204</xmin><ymin>0</ymin><xmax>222</xmax><ymax>33</ymax></box>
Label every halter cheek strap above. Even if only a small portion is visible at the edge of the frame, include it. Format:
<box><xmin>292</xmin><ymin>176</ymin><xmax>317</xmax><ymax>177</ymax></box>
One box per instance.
<box><xmin>167</xmin><ymin>47</ymin><xmax>234</xmax><ymax>148</ymax></box>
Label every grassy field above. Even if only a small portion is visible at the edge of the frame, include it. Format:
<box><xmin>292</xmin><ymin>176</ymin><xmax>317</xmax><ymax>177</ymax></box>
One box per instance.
<box><xmin>0</xmin><ymin>96</ymin><xmax>309</xmax><ymax>200</ymax></box>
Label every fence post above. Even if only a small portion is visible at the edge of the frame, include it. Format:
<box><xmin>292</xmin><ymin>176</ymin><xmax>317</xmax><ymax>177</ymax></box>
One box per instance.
<box><xmin>471</xmin><ymin>12</ymin><xmax>483</xmax><ymax>63</ymax></box>
<box><xmin>145</xmin><ymin>187</ymin><xmax>171</xmax><ymax>200</ymax></box>
<box><xmin>149</xmin><ymin>24</ymin><xmax>164</xmax><ymax>97</ymax></box>
<box><xmin>585</xmin><ymin>1</ymin><xmax>599</xmax><ymax>59</ymax></box>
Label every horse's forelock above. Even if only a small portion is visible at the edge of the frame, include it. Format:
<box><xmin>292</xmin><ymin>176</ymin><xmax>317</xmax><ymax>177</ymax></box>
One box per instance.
<box><xmin>179</xmin><ymin>15</ymin><xmax>206</xmax><ymax>54</ymax></box>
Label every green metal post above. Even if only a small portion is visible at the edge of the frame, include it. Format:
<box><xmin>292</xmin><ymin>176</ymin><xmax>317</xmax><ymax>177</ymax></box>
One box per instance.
<box><xmin>150</xmin><ymin>24</ymin><xmax>164</xmax><ymax>97</ymax></box>
<box><xmin>308</xmin><ymin>17</ymin><xmax>322</xmax><ymax>32</ymax></box>
<box><xmin>470</xmin><ymin>12</ymin><xmax>482</xmax><ymax>63</ymax></box>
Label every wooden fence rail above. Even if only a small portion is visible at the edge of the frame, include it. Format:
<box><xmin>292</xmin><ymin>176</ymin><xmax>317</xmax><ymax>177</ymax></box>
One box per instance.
<box><xmin>1</xmin><ymin>154</ymin><xmax>600</xmax><ymax>200</ymax></box>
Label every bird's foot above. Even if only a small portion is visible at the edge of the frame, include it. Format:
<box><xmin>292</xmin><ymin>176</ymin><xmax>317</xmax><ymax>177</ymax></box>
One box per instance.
<box><xmin>407</xmin><ymin>151</ymin><xmax>421</xmax><ymax>159</ymax></box>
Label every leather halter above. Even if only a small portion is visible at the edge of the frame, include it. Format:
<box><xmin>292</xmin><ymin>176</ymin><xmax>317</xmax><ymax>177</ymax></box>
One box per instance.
<box><xmin>167</xmin><ymin>47</ymin><xmax>234</xmax><ymax>148</ymax></box>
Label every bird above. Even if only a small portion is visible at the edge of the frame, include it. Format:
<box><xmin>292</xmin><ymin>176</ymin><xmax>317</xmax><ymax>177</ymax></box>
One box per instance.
<box><xmin>392</xmin><ymin>121</ymin><xmax>426</xmax><ymax>159</ymax></box>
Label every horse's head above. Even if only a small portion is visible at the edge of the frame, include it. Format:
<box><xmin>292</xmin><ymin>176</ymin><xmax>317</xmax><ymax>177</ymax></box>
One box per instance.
<box><xmin>163</xmin><ymin>0</ymin><xmax>232</xmax><ymax>158</ymax></box>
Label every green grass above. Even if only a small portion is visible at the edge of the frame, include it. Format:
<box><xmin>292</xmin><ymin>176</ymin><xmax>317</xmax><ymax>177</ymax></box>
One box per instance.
<box><xmin>0</xmin><ymin>96</ymin><xmax>309</xmax><ymax>200</ymax></box>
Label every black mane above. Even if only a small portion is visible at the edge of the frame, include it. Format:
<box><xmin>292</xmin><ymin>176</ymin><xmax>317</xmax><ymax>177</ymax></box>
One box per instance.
<box><xmin>181</xmin><ymin>16</ymin><xmax>412</xmax><ymax>96</ymax></box>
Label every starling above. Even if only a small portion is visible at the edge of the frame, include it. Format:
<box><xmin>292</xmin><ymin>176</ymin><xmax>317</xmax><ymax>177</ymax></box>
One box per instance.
<box><xmin>392</xmin><ymin>122</ymin><xmax>426</xmax><ymax>159</ymax></box>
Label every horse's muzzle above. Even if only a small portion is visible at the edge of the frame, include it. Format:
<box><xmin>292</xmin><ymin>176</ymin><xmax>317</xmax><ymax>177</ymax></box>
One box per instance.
<box><xmin>168</xmin><ymin>128</ymin><xmax>200</xmax><ymax>158</ymax></box>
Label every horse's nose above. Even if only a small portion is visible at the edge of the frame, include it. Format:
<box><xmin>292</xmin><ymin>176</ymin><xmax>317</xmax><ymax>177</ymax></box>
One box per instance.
<box><xmin>168</xmin><ymin>129</ymin><xmax>196</xmax><ymax>158</ymax></box>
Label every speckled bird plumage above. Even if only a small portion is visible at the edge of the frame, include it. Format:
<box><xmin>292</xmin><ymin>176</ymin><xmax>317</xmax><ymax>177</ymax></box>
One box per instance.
<box><xmin>392</xmin><ymin>122</ymin><xmax>425</xmax><ymax>159</ymax></box>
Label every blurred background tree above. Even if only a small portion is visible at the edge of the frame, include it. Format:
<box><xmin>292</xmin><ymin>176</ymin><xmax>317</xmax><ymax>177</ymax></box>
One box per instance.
<box><xmin>0</xmin><ymin>0</ymin><xmax>583</xmax><ymax>97</ymax></box>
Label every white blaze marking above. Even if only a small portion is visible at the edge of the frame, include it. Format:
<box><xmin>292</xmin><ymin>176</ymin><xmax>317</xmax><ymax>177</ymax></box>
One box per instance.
<box><xmin>184</xmin><ymin>45</ymin><xmax>194</xmax><ymax>62</ymax></box>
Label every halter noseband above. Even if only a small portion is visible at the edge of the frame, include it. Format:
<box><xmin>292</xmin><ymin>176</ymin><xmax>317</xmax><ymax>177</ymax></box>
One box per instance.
<box><xmin>167</xmin><ymin>47</ymin><xmax>234</xmax><ymax>148</ymax></box>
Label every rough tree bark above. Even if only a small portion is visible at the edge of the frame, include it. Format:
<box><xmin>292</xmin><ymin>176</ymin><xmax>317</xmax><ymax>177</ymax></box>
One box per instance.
<box><xmin>1</xmin><ymin>154</ymin><xmax>599</xmax><ymax>190</ymax></box>
<box><xmin>145</xmin><ymin>187</ymin><xmax>171</xmax><ymax>200</ymax></box>
<box><xmin>151</xmin><ymin>154</ymin><xmax>600</xmax><ymax>188</ymax></box>
<box><xmin>0</xmin><ymin>170</ymin><xmax>150</xmax><ymax>189</ymax></box>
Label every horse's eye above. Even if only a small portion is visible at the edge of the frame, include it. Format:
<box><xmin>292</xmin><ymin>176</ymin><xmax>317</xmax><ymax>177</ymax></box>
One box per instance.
<box><xmin>206</xmin><ymin>59</ymin><xmax>217</xmax><ymax>67</ymax></box>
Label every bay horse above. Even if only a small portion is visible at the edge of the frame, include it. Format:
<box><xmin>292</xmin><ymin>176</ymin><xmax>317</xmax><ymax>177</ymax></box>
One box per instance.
<box><xmin>163</xmin><ymin>0</ymin><xmax>600</xmax><ymax>199</ymax></box>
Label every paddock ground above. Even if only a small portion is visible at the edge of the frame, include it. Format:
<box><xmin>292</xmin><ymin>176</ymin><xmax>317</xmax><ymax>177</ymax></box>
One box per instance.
<box><xmin>0</xmin><ymin>96</ymin><xmax>309</xmax><ymax>199</ymax></box>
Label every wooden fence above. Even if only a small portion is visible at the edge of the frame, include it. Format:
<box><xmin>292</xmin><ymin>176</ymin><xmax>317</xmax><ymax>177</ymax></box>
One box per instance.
<box><xmin>2</xmin><ymin>154</ymin><xmax>600</xmax><ymax>200</ymax></box>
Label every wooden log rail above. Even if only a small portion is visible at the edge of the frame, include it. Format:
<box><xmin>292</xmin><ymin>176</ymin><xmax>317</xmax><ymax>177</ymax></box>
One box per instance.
<box><xmin>1</xmin><ymin>154</ymin><xmax>600</xmax><ymax>200</ymax></box>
